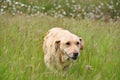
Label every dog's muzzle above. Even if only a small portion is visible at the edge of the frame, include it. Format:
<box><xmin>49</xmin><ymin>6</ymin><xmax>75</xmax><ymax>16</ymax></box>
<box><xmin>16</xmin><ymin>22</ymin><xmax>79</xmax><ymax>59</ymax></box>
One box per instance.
<box><xmin>62</xmin><ymin>49</ymin><xmax>79</xmax><ymax>60</ymax></box>
<box><xmin>72</xmin><ymin>52</ymin><xmax>79</xmax><ymax>60</ymax></box>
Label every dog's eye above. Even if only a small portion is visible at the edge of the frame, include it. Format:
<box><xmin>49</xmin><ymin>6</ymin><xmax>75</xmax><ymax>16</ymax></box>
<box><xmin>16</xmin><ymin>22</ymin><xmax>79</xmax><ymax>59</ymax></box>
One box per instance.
<box><xmin>79</xmin><ymin>38</ymin><xmax>82</xmax><ymax>42</ymax></box>
<box><xmin>66</xmin><ymin>42</ymin><xmax>70</xmax><ymax>45</ymax></box>
<box><xmin>76</xmin><ymin>42</ymin><xmax>80</xmax><ymax>45</ymax></box>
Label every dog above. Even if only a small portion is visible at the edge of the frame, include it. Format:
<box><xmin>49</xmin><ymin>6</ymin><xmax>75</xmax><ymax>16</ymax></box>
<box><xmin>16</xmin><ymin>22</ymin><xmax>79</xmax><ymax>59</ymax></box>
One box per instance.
<box><xmin>43</xmin><ymin>28</ymin><xmax>84</xmax><ymax>71</ymax></box>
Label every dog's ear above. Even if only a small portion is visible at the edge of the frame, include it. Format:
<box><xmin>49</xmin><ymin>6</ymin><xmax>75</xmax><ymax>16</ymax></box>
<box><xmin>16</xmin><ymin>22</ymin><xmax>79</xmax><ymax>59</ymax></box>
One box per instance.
<box><xmin>55</xmin><ymin>40</ymin><xmax>60</xmax><ymax>51</ymax></box>
<box><xmin>79</xmin><ymin>37</ymin><xmax>84</xmax><ymax>50</ymax></box>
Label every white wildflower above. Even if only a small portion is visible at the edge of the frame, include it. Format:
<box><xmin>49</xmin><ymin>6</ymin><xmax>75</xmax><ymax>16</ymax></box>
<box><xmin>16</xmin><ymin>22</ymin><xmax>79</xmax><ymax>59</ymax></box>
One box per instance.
<box><xmin>58</xmin><ymin>5</ymin><xmax>61</xmax><ymax>8</ymax></box>
<box><xmin>98</xmin><ymin>5</ymin><xmax>101</xmax><ymax>8</ymax></box>
<box><xmin>63</xmin><ymin>11</ymin><xmax>66</xmax><ymax>15</ymax></box>
<box><xmin>15</xmin><ymin>2</ymin><xmax>19</xmax><ymax>4</ymax></box>
<box><xmin>1</xmin><ymin>9</ymin><xmax>3</xmax><ymax>12</ymax></box>
<box><xmin>21</xmin><ymin>4</ymin><xmax>24</xmax><ymax>7</ymax></box>
<box><xmin>42</xmin><ymin>7</ymin><xmax>45</xmax><ymax>10</ymax></box>
<box><xmin>6</xmin><ymin>0</ymin><xmax>11</xmax><ymax>2</ymax></box>
<box><xmin>72</xmin><ymin>0</ymin><xmax>75</xmax><ymax>3</ymax></box>
<box><xmin>3</xmin><ymin>6</ymin><xmax>7</xmax><ymax>8</ymax></box>
<box><xmin>100</xmin><ymin>3</ymin><xmax>104</xmax><ymax>6</ymax></box>
<box><xmin>108</xmin><ymin>5</ymin><xmax>113</xmax><ymax>9</ymax></box>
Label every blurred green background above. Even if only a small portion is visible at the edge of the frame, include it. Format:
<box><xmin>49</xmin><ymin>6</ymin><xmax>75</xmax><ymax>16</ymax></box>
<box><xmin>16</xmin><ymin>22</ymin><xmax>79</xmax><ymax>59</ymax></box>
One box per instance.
<box><xmin>0</xmin><ymin>0</ymin><xmax>120</xmax><ymax>80</ymax></box>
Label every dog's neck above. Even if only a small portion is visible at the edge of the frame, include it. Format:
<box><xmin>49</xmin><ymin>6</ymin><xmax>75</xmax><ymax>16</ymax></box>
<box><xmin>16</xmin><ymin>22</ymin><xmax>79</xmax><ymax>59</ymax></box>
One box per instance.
<box><xmin>55</xmin><ymin>49</ymin><xmax>72</xmax><ymax>68</ymax></box>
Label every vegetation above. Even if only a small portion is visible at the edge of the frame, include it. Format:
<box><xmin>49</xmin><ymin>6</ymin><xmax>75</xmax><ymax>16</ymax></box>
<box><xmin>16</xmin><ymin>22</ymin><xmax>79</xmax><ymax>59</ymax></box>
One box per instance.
<box><xmin>0</xmin><ymin>0</ymin><xmax>120</xmax><ymax>21</ymax></box>
<box><xmin>0</xmin><ymin>0</ymin><xmax>120</xmax><ymax>80</ymax></box>
<box><xmin>0</xmin><ymin>14</ymin><xmax>120</xmax><ymax>80</ymax></box>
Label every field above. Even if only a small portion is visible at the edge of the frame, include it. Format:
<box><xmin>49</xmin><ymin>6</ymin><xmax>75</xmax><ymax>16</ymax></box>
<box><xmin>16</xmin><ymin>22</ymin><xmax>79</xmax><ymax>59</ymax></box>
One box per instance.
<box><xmin>0</xmin><ymin>14</ymin><xmax>120</xmax><ymax>80</ymax></box>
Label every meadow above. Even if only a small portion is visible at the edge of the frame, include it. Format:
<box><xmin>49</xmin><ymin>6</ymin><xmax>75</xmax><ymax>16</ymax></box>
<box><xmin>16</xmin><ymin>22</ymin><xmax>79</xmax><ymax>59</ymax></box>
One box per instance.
<box><xmin>0</xmin><ymin>14</ymin><xmax>120</xmax><ymax>80</ymax></box>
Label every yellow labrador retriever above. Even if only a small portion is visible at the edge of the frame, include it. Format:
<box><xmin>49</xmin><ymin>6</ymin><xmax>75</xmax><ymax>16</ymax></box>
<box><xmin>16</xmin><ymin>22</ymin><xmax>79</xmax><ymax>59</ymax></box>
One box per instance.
<box><xmin>43</xmin><ymin>28</ymin><xmax>84</xmax><ymax>71</ymax></box>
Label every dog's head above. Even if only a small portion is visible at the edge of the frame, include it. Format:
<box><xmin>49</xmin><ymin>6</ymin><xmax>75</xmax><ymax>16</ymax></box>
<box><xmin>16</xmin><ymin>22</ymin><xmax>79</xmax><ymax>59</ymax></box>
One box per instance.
<box><xmin>55</xmin><ymin>35</ymin><xmax>84</xmax><ymax>61</ymax></box>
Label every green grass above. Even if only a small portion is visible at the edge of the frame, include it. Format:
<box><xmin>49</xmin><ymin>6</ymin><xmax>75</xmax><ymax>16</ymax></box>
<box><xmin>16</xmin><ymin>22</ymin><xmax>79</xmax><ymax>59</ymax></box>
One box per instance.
<box><xmin>0</xmin><ymin>14</ymin><xmax>120</xmax><ymax>80</ymax></box>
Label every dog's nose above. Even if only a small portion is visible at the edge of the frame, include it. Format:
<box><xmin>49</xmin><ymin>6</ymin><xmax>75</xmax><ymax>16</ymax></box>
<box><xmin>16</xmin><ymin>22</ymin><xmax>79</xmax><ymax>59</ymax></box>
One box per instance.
<box><xmin>72</xmin><ymin>53</ymin><xmax>78</xmax><ymax>60</ymax></box>
<box><xmin>73</xmin><ymin>53</ymin><xmax>78</xmax><ymax>57</ymax></box>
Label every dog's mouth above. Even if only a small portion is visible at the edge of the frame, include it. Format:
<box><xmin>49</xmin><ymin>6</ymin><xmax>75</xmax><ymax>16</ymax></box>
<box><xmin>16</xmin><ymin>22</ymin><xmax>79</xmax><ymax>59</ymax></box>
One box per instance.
<box><xmin>71</xmin><ymin>56</ymin><xmax>78</xmax><ymax>60</ymax></box>
<box><xmin>66</xmin><ymin>56</ymin><xmax>78</xmax><ymax>61</ymax></box>
<box><xmin>66</xmin><ymin>54</ymin><xmax>79</xmax><ymax>60</ymax></box>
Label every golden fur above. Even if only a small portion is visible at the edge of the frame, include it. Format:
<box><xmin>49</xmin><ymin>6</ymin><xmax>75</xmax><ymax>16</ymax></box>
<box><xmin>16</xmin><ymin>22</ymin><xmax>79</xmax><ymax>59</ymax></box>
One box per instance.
<box><xmin>43</xmin><ymin>28</ymin><xmax>84</xmax><ymax>71</ymax></box>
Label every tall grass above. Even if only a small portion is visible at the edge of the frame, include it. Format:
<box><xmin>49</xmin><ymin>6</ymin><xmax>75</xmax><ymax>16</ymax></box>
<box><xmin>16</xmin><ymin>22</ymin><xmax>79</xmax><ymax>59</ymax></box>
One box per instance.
<box><xmin>0</xmin><ymin>14</ymin><xmax>120</xmax><ymax>80</ymax></box>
